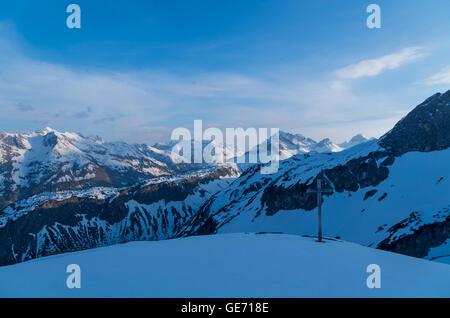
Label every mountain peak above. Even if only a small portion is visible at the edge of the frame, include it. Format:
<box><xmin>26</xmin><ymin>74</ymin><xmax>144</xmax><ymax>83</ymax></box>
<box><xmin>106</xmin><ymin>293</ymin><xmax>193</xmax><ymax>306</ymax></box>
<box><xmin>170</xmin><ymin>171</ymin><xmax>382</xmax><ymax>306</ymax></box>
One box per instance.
<box><xmin>339</xmin><ymin>134</ymin><xmax>372</xmax><ymax>149</ymax></box>
<box><xmin>418</xmin><ymin>89</ymin><xmax>450</xmax><ymax>106</ymax></box>
<box><xmin>350</xmin><ymin>133</ymin><xmax>368</xmax><ymax>141</ymax></box>
<box><xmin>380</xmin><ymin>90</ymin><xmax>450</xmax><ymax>155</ymax></box>
<box><xmin>37</xmin><ymin>127</ymin><xmax>56</xmax><ymax>135</ymax></box>
<box><xmin>311</xmin><ymin>138</ymin><xmax>343</xmax><ymax>153</ymax></box>
<box><xmin>279</xmin><ymin>131</ymin><xmax>316</xmax><ymax>146</ymax></box>
<box><xmin>318</xmin><ymin>138</ymin><xmax>331</xmax><ymax>144</ymax></box>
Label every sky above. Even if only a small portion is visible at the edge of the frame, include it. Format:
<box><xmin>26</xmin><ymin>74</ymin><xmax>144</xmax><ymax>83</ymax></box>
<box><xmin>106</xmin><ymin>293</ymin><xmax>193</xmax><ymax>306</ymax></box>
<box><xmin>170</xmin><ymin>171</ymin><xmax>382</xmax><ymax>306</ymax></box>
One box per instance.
<box><xmin>1</xmin><ymin>0</ymin><xmax>450</xmax><ymax>144</ymax></box>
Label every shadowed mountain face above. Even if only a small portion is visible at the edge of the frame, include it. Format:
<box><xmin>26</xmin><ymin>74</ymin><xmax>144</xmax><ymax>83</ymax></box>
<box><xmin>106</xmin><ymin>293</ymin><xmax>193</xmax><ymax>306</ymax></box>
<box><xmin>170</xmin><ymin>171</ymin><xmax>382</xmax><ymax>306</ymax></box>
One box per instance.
<box><xmin>380</xmin><ymin>91</ymin><xmax>450</xmax><ymax>155</ymax></box>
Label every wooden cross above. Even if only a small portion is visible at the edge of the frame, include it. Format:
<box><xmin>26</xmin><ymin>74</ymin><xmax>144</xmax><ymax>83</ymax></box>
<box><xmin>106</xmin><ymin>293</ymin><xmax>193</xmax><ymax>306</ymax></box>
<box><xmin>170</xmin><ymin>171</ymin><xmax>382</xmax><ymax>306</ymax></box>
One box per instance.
<box><xmin>307</xmin><ymin>170</ymin><xmax>333</xmax><ymax>242</ymax></box>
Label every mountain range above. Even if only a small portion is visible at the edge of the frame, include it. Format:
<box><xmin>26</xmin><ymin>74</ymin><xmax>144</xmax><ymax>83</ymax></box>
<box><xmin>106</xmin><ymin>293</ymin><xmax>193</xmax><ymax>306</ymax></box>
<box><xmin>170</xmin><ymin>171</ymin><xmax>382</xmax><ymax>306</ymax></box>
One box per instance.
<box><xmin>0</xmin><ymin>91</ymin><xmax>448</xmax><ymax>267</ymax></box>
<box><xmin>0</xmin><ymin>126</ymin><xmax>368</xmax><ymax>211</ymax></box>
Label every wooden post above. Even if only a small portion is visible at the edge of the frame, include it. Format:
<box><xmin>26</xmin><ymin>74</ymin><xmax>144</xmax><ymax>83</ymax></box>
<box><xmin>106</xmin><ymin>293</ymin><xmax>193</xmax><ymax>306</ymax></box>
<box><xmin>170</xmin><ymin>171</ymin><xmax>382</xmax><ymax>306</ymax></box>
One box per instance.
<box><xmin>317</xmin><ymin>174</ymin><xmax>322</xmax><ymax>242</ymax></box>
<box><xmin>307</xmin><ymin>170</ymin><xmax>333</xmax><ymax>243</ymax></box>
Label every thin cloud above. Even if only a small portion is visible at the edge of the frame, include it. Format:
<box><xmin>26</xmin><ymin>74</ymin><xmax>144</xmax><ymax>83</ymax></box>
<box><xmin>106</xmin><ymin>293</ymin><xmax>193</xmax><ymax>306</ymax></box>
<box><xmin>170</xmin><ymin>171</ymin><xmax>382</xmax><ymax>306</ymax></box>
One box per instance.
<box><xmin>335</xmin><ymin>47</ymin><xmax>426</xmax><ymax>79</ymax></box>
<box><xmin>0</xmin><ymin>23</ymin><xmax>423</xmax><ymax>144</ymax></box>
<box><xmin>73</xmin><ymin>112</ymin><xmax>90</xmax><ymax>119</ymax></box>
<box><xmin>94</xmin><ymin>115</ymin><xmax>124</xmax><ymax>124</ymax></box>
<box><xmin>16</xmin><ymin>103</ymin><xmax>34</xmax><ymax>112</ymax></box>
<box><xmin>73</xmin><ymin>106</ymin><xmax>92</xmax><ymax>119</ymax></box>
<box><xmin>420</xmin><ymin>67</ymin><xmax>450</xmax><ymax>86</ymax></box>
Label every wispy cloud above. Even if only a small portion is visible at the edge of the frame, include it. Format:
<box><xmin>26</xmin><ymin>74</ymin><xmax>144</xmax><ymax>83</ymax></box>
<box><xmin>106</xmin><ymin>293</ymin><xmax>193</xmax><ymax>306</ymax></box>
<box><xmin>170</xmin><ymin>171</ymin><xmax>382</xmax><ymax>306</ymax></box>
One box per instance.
<box><xmin>73</xmin><ymin>107</ymin><xmax>92</xmax><ymax>119</ymax></box>
<box><xmin>335</xmin><ymin>47</ymin><xmax>426</xmax><ymax>79</ymax></box>
<box><xmin>0</xmin><ymin>24</ymin><xmax>424</xmax><ymax>144</ymax></box>
<box><xmin>16</xmin><ymin>103</ymin><xmax>34</xmax><ymax>112</ymax></box>
<box><xmin>420</xmin><ymin>67</ymin><xmax>450</xmax><ymax>86</ymax></box>
<box><xmin>0</xmin><ymin>28</ymin><xmax>364</xmax><ymax>142</ymax></box>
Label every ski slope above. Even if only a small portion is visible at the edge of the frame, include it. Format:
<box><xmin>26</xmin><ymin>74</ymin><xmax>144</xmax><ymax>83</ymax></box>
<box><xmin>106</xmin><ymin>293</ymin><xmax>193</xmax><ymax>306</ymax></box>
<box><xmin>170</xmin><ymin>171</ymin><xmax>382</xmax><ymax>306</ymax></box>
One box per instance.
<box><xmin>0</xmin><ymin>233</ymin><xmax>449</xmax><ymax>298</ymax></box>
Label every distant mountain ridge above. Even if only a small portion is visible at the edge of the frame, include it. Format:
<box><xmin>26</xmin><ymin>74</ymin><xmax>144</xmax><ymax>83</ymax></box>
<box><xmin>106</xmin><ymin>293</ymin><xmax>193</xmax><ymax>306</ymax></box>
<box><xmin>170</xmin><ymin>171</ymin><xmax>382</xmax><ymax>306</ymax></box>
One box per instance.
<box><xmin>278</xmin><ymin>132</ymin><xmax>344</xmax><ymax>158</ymax></box>
<box><xmin>0</xmin><ymin>127</ymin><xmax>371</xmax><ymax>210</ymax></box>
<box><xmin>240</xmin><ymin>131</ymin><xmax>370</xmax><ymax>163</ymax></box>
<box><xmin>0</xmin><ymin>127</ymin><xmax>207</xmax><ymax>210</ymax></box>
<box><xmin>339</xmin><ymin>134</ymin><xmax>374</xmax><ymax>149</ymax></box>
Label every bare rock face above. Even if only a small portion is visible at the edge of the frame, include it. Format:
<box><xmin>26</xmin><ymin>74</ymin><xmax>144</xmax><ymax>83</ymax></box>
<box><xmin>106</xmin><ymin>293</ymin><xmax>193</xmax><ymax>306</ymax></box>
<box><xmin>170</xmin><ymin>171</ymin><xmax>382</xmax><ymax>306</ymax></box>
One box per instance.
<box><xmin>378</xmin><ymin>212</ymin><xmax>450</xmax><ymax>259</ymax></box>
<box><xmin>380</xmin><ymin>90</ymin><xmax>450</xmax><ymax>156</ymax></box>
<box><xmin>262</xmin><ymin>152</ymin><xmax>390</xmax><ymax>216</ymax></box>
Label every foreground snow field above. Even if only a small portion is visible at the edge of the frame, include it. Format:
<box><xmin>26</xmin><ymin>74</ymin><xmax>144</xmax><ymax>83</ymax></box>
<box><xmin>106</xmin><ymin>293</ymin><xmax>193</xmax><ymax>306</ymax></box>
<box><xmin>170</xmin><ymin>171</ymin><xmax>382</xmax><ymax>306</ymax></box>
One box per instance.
<box><xmin>0</xmin><ymin>233</ymin><xmax>449</xmax><ymax>298</ymax></box>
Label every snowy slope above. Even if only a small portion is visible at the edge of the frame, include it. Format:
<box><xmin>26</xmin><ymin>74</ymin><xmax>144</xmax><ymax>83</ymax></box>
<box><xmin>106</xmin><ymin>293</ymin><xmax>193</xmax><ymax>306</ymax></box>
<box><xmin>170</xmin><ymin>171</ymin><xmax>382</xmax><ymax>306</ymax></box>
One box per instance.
<box><xmin>182</xmin><ymin>91</ymin><xmax>450</xmax><ymax>264</ymax></box>
<box><xmin>185</xmin><ymin>146</ymin><xmax>449</xmax><ymax>263</ymax></box>
<box><xmin>0</xmin><ymin>165</ymin><xmax>240</xmax><ymax>266</ymax></box>
<box><xmin>0</xmin><ymin>233</ymin><xmax>449</xmax><ymax>298</ymax></box>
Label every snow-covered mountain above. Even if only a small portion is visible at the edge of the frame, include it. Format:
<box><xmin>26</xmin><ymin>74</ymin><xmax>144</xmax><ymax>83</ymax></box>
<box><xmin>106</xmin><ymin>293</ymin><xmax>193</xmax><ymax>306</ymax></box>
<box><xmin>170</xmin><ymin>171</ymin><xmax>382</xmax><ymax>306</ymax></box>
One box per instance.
<box><xmin>0</xmin><ymin>127</ymin><xmax>350</xmax><ymax>266</ymax></box>
<box><xmin>1</xmin><ymin>233</ymin><xmax>449</xmax><ymax>297</ymax></box>
<box><xmin>0</xmin><ymin>127</ymin><xmax>208</xmax><ymax>210</ymax></box>
<box><xmin>278</xmin><ymin>132</ymin><xmax>344</xmax><ymax>158</ymax></box>
<box><xmin>0</xmin><ymin>126</ymin><xmax>356</xmax><ymax>212</ymax></box>
<box><xmin>277</xmin><ymin>131</ymin><xmax>374</xmax><ymax>156</ymax></box>
<box><xmin>155</xmin><ymin>130</ymin><xmax>347</xmax><ymax>164</ymax></box>
<box><xmin>277</xmin><ymin>131</ymin><xmax>317</xmax><ymax>158</ymax></box>
<box><xmin>154</xmin><ymin>138</ymin><xmax>242</xmax><ymax>164</ymax></box>
<box><xmin>0</xmin><ymin>165</ymin><xmax>239</xmax><ymax>266</ymax></box>
<box><xmin>240</xmin><ymin>131</ymin><xmax>346</xmax><ymax>164</ymax></box>
<box><xmin>339</xmin><ymin>134</ymin><xmax>374</xmax><ymax>149</ymax></box>
<box><xmin>181</xmin><ymin>90</ymin><xmax>450</xmax><ymax>264</ymax></box>
<box><xmin>0</xmin><ymin>91</ymin><xmax>448</xmax><ymax>268</ymax></box>
<box><xmin>310</xmin><ymin>138</ymin><xmax>344</xmax><ymax>153</ymax></box>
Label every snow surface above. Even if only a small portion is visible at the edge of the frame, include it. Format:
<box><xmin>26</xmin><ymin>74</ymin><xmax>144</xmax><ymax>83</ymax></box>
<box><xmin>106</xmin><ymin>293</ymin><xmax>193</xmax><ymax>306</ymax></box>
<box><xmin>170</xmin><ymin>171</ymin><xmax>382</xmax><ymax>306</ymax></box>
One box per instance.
<box><xmin>0</xmin><ymin>233</ymin><xmax>449</xmax><ymax>298</ymax></box>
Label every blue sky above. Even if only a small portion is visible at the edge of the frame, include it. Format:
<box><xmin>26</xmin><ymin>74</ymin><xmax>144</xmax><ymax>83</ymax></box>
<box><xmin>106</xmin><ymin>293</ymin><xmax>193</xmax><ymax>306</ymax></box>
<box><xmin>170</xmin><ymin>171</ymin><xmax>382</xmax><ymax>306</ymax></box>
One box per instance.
<box><xmin>1</xmin><ymin>0</ymin><xmax>450</xmax><ymax>144</ymax></box>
